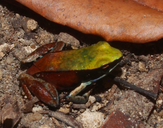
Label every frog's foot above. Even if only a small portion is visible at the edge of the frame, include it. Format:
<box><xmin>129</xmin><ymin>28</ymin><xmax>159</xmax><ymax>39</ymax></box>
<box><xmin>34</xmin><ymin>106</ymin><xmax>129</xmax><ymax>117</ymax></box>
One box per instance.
<box><xmin>67</xmin><ymin>91</ymin><xmax>91</xmax><ymax>104</ymax></box>
<box><xmin>66</xmin><ymin>82</ymin><xmax>92</xmax><ymax>104</ymax></box>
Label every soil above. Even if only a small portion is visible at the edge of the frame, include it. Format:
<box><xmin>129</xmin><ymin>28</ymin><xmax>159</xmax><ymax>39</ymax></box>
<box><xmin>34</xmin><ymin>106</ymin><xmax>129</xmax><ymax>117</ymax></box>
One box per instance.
<box><xmin>0</xmin><ymin>1</ymin><xmax>163</xmax><ymax>128</ymax></box>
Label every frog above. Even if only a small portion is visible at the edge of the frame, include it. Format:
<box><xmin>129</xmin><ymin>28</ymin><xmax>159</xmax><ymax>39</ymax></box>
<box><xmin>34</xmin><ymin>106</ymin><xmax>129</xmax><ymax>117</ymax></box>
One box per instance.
<box><xmin>18</xmin><ymin>41</ymin><xmax>122</xmax><ymax>107</ymax></box>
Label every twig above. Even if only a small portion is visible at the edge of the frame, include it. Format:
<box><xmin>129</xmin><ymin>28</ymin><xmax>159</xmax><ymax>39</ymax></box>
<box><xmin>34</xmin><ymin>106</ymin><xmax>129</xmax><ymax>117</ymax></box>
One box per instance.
<box><xmin>113</xmin><ymin>76</ymin><xmax>157</xmax><ymax>100</ymax></box>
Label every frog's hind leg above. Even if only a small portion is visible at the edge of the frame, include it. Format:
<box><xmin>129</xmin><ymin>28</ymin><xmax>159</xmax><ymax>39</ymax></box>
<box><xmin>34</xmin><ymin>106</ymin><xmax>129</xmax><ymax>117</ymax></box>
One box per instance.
<box><xmin>19</xmin><ymin>73</ymin><xmax>59</xmax><ymax>107</ymax></box>
<box><xmin>22</xmin><ymin>41</ymin><xmax>65</xmax><ymax>63</ymax></box>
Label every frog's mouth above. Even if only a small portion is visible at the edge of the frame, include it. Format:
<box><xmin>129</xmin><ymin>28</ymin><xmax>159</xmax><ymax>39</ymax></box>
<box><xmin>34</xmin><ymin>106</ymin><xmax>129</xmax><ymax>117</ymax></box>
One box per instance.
<box><xmin>97</xmin><ymin>57</ymin><xmax>122</xmax><ymax>77</ymax></box>
<box><xmin>102</xmin><ymin>57</ymin><xmax>122</xmax><ymax>72</ymax></box>
<box><xmin>77</xmin><ymin>57</ymin><xmax>122</xmax><ymax>82</ymax></box>
<box><xmin>90</xmin><ymin>57</ymin><xmax>123</xmax><ymax>83</ymax></box>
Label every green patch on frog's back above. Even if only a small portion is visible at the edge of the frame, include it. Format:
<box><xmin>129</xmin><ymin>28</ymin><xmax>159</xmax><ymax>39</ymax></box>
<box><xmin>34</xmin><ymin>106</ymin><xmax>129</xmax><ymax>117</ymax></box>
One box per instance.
<box><xmin>35</xmin><ymin>41</ymin><xmax>122</xmax><ymax>71</ymax></box>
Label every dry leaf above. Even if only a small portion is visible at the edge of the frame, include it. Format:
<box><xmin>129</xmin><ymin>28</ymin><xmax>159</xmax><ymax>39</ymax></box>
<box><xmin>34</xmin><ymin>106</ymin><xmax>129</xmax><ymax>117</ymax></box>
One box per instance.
<box><xmin>134</xmin><ymin>0</ymin><xmax>163</xmax><ymax>12</ymax></box>
<box><xmin>16</xmin><ymin>0</ymin><xmax>163</xmax><ymax>43</ymax></box>
<box><xmin>0</xmin><ymin>95</ymin><xmax>22</xmax><ymax>128</ymax></box>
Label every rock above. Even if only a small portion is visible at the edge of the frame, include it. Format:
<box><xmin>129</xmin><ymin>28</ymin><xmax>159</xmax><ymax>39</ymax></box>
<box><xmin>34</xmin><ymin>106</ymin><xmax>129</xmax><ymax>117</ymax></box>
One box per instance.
<box><xmin>22</xmin><ymin>18</ymin><xmax>38</xmax><ymax>32</ymax></box>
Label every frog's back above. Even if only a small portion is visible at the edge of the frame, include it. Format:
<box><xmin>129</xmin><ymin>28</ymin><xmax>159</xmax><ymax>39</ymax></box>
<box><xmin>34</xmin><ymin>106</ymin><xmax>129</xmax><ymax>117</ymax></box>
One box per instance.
<box><xmin>34</xmin><ymin>41</ymin><xmax>122</xmax><ymax>72</ymax></box>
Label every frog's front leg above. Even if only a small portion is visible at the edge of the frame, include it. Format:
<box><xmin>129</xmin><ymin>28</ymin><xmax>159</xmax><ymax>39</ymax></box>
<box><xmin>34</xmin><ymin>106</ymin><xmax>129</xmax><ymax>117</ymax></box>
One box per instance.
<box><xmin>66</xmin><ymin>81</ymin><xmax>93</xmax><ymax>104</ymax></box>
<box><xmin>19</xmin><ymin>73</ymin><xmax>59</xmax><ymax>107</ymax></box>
<box><xmin>66</xmin><ymin>71</ymin><xmax>110</xmax><ymax>104</ymax></box>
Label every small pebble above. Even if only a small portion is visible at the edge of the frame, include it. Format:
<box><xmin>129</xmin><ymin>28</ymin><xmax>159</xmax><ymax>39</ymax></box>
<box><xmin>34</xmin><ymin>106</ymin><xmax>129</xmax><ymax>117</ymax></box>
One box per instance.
<box><xmin>138</xmin><ymin>61</ymin><xmax>147</xmax><ymax>72</ymax></box>
<box><xmin>32</xmin><ymin>106</ymin><xmax>43</xmax><ymax>113</ymax></box>
<box><xmin>6</xmin><ymin>56</ymin><xmax>14</xmax><ymax>64</ymax></box>
<box><xmin>58</xmin><ymin>107</ymin><xmax>70</xmax><ymax>114</ymax></box>
<box><xmin>28</xmin><ymin>112</ymin><xmax>43</xmax><ymax>121</ymax></box>
<box><xmin>91</xmin><ymin>102</ymin><xmax>104</xmax><ymax>111</ymax></box>
<box><xmin>26</xmin><ymin>19</ymin><xmax>38</xmax><ymax>31</ymax></box>
<box><xmin>23</xmin><ymin>18</ymin><xmax>38</xmax><ymax>32</ymax></box>
<box><xmin>157</xmin><ymin>99</ymin><xmax>163</xmax><ymax>105</ymax></box>
<box><xmin>86</xmin><ymin>96</ymin><xmax>96</xmax><ymax>107</ymax></box>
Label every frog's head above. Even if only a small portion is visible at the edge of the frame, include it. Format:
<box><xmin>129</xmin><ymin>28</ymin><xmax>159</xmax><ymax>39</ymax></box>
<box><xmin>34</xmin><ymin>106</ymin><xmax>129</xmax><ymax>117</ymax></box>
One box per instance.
<box><xmin>83</xmin><ymin>41</ymin><xmax>122</xmax><ymax>70</ymax></box>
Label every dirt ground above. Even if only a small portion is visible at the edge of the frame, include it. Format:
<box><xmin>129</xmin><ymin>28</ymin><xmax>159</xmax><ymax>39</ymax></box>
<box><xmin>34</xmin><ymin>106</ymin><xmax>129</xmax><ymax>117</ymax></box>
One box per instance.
<box><xmin>0</xmin><ymin>1</ymin><xmax>163</xmax><ymax>128</ymax></box>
